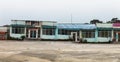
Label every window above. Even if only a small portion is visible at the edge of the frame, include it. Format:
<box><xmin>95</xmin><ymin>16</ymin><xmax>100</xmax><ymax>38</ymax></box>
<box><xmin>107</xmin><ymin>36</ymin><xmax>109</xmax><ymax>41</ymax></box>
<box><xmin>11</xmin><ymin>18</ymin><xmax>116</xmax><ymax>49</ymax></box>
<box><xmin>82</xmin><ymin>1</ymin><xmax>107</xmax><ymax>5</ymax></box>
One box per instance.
<box><xmin>58</xmin><ymin>29</ymin><xmax>71</xmax><ymax>35</ymax></box>
<box><xmin>98</xmin><ymin>30</ymin><xmax>111</xmax><ymax>37</ymax></box>
<box><xmin>12</xmin><ymin>27</ymin><xmax>24</xmax><ymax>34</ymax></box>
<box><xmin>42</xmin><ymin>28</ymin><xmax>55</xmax><ymax>35</ymax></box>
<box><xmin>82</xmin><ymin>30</ymin><xmax>95</xmax><ymax>38</ymax></box>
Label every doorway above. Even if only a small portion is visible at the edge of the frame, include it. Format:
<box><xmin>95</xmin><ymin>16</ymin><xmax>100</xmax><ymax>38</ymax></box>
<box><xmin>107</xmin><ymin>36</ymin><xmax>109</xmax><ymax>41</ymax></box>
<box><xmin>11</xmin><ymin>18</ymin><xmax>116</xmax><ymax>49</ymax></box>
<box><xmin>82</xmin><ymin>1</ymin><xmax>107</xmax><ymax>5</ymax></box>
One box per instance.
<box><xmin>71</xmin><ymin>32</ymin><xmax>78</xmax><ymax>42</ymax></box>
<box><xmin>30</xmin><ymin>30</ymin><xmax>37</xmax><ymax>38</ymax></box>
<box><xmin>28</xmin><ymin>29</ymin><xmax>38</xmax><ymax>39</ymax></box>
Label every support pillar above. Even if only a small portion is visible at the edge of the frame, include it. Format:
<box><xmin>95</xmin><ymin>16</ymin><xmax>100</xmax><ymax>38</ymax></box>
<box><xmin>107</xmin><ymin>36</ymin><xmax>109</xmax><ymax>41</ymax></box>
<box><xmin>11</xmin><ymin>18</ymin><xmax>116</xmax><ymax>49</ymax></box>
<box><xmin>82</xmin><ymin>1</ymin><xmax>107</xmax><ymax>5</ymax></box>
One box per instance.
<box><xmin>24</xmin><ymin>27</ymin><xmax>26</xmax><ymax>37</ymax></box>
<box><xmin>95</xmin><ymin>29</ymin><xmax>98</xmax><ymax>42</ymax></box>
<box><xmin>36</xmin><ymin>29</ymin><xmax>38</xmax><ymax>39</ymax></box>
<box><xmin>116</xmin><ymin>33</ymin><xmax>118</xmax><ymax>42</ymax></box>
<box><xmin>55</xmin><ymin>28</ymin><xmax>58</xmax><ymax>40</ymax></box>
<box><xmin>28</xmin><ymin>30</ymin><xmax>30</xmax><ymax>38</ymax></box>
<box><xmin>111</xmin><ymin>29</ymin><xmax>114</xmax><ymax>40</ymax></box>
<box><xmin>40</xmin><ymin>28</ymin><xmax>42</xmax><ymax>38</ymax></box>
<box><xmin>79</xmin><ymin>30</ymin><xmax>82</xmax><ymax>39</ymax></box>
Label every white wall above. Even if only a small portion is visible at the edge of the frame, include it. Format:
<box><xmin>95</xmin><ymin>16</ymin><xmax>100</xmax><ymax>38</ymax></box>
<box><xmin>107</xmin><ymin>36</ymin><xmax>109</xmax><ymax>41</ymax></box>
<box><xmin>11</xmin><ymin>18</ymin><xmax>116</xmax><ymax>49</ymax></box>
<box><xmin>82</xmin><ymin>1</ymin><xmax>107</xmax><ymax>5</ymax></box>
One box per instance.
<box><xmin>10</xmin><ymin>27</ymin><xmax>26</xmax><ymax>38</ymax></box>
<box><xmin>11</xmin><ymin>20</ymin><xmax>25</xmax><ymax>25</ymax></box>
<box><xmin>42</xmin><ymin>21</ymin><xmax>57</xmax><ymax>26</ymax></box>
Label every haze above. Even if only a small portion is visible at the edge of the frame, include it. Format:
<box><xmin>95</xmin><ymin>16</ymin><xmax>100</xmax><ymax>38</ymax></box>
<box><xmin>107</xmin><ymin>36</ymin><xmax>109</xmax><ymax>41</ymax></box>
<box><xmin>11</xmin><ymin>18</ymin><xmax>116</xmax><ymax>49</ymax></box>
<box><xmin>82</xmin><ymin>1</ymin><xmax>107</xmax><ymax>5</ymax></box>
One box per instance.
<box><xmin>0</xmin><ymin>0</ymin><xmax>120</xmax><ymax>26</ymax></box>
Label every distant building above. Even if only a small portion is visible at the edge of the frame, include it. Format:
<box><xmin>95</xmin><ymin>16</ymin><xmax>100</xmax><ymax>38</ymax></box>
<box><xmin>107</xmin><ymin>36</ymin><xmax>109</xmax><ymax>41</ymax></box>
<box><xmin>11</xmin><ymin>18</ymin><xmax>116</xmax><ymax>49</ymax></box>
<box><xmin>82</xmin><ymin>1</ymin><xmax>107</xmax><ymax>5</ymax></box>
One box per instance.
<box><xmin>6</xmin><ymin>20</ymin><xmax>120</xmax><ymax>43</ymax></box>
<box><xmin>0</xmin><ymin>26</ymin><xmax>8</xmax><ymax>40</ymax></box>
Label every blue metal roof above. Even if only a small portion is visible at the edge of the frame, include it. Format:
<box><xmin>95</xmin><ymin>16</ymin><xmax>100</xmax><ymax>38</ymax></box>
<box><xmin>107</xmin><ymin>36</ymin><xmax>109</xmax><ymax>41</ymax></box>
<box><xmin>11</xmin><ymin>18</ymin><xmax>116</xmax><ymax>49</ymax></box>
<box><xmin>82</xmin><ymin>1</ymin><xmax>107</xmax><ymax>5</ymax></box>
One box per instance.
<box><xmin>57</xmin><ymin>23</ymin><xmax>96</xmax><ymax>30</ymax></box>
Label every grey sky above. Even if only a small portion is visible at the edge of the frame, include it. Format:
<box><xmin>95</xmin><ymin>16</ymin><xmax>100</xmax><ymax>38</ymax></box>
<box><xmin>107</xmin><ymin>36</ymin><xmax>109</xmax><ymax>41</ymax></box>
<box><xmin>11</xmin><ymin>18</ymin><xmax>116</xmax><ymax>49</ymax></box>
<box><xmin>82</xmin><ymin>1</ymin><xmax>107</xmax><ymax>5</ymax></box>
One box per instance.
<box><xmin>0</xmin><ymin>0</ymin><xmax>120</xmax><ymax>26</ymax></box>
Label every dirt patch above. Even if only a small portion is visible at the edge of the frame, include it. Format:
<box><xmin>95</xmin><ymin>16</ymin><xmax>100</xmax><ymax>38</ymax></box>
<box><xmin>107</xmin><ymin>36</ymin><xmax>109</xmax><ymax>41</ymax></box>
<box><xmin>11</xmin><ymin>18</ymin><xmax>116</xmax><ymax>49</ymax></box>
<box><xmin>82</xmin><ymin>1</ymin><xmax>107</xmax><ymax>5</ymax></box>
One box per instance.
<box><xmin>0</xmin><ymin>41</ymin><xmax>120</xmax><ymax>62</ymax></box>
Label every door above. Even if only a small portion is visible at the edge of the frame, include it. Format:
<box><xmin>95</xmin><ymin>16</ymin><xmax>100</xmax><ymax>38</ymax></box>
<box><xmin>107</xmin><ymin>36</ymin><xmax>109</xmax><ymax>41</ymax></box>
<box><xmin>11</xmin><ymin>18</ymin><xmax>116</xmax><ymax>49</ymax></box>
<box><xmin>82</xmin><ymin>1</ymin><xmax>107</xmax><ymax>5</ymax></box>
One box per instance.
<box><xmin>29</xmin><ymin>29</ymin><xmax>38</xmax><ymax>39</ymax></box>
<box><xmin>30</xmin><ymin>30</ymin><xmax>36</xmax><ymax>38</ymax></box>
<box><xmin>71</xmin><ymin>32</ymin><xmax>78</xmax><ymax>42</ymax></box>
<box><xmin>118</xmin><ymin>33</ymin><xmax>120</xmax><ymax>41</ymax></box>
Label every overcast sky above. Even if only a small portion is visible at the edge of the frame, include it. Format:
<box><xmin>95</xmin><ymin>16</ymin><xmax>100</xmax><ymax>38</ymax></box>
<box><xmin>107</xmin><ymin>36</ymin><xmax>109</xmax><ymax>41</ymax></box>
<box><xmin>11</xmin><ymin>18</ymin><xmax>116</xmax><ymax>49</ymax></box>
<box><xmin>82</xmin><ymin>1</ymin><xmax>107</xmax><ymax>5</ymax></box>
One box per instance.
<box><xmin>0</xmin><ymin>0</ymin><xmax>120</xmax><ymax>26</ymax></box>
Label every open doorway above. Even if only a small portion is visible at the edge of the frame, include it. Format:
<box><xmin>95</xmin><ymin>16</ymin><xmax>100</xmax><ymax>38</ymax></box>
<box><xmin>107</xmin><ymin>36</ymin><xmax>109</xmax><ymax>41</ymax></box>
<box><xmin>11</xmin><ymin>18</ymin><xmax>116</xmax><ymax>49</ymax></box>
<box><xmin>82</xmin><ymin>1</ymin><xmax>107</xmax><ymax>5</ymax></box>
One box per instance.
<box><xmin>71</xmin><ymin>32</ymin><xmax>78</xmax><ymax>42</ymax></box>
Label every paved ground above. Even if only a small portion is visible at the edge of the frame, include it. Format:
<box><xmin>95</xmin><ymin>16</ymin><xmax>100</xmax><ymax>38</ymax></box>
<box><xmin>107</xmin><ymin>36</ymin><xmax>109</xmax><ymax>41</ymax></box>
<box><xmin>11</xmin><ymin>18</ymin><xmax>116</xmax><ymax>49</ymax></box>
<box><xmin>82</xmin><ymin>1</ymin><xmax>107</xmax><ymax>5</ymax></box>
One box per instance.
<box><xmin>0</xmin><ymin>40</ymin><xmax>120</xmax><ymax>62</ymax></box>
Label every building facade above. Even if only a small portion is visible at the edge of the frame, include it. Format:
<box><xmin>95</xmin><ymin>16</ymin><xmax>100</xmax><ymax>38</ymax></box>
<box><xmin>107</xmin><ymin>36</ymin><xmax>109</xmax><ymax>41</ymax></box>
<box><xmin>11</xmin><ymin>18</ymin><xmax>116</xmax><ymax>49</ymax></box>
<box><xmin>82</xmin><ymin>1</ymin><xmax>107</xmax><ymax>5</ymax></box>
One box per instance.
<box><xmin>9</xmin><ymin>20</ymin><xmax>120</xmax><ymax>42</ymax></box>
<box><xmin>0</xmin><ymin>26</ymin><xmax>8</xmax><ymax>40</ymax></box>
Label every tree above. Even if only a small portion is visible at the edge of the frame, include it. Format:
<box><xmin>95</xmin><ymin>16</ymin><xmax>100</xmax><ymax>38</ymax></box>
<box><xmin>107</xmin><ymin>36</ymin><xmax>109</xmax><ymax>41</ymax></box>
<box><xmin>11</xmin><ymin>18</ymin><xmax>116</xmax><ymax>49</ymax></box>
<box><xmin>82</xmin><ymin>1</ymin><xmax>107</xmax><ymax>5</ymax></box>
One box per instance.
<box><xmin>90</xmin><ymin>19</ymin><xmax>103</xmax><ymax>24</ymax></box>
<box><xmin>107</xmin><ymin>18</ymin><xmax>120</xmax><ymax>23</ymax></box>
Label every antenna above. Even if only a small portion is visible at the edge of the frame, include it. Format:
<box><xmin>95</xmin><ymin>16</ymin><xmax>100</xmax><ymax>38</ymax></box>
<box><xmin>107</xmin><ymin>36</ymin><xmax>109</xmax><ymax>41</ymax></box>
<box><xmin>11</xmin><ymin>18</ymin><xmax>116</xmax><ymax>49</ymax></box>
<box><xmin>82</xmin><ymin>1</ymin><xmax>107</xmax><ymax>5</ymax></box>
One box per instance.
<box><xmin>71</xmin><ymin>14</ymin><xmax>72</xmax><ymax>24</ymax></box>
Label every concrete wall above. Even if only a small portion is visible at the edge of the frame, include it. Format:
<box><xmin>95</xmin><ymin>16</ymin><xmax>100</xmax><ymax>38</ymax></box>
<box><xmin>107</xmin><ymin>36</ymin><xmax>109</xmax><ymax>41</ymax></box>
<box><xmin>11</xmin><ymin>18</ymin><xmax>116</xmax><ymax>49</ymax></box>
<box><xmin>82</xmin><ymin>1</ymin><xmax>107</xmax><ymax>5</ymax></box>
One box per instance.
<box><xmin>57</xmin><ymin>35</ymin><xmax>70</xmax><ymax>40</ymax></box>
<box><xmin>83</xmin><ymin>38</ymin><xmax>96</xmax><ymax>42</ymax></box>
<box><xmin>97</xmin><ymin>37</ymin><xmax>111</xmax><ymax>42</ymax></box>
<box><xmin>41</xmin><ymin>35</ymin><xmax>56</xmax><ymax>39</ymax></box>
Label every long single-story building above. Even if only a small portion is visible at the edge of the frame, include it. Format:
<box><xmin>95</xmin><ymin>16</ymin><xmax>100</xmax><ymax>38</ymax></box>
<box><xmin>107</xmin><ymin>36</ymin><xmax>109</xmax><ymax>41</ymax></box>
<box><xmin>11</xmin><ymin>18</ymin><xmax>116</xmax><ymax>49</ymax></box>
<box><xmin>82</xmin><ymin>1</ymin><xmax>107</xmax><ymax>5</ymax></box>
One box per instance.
<box><xmin>8</xmin><ymin>20</ymin><xmax>120</xmax><ymax>42</ymax></box>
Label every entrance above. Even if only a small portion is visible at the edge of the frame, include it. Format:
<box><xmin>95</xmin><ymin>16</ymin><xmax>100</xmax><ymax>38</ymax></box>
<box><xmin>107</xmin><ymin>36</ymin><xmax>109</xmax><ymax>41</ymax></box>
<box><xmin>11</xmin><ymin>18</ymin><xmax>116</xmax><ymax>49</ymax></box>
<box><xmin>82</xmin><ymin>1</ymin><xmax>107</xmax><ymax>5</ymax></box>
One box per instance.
<box><xmin>30</xmin><ymin>30</ymin><xmax>37</xmax><ymax>38</ymax></box>
<box><xmin>71</xmin><ymin>32</ymin><xmax>78</xmax><ymax>42</ymax></box>
<box><xmin>28</xmin><ymin>29</ymin><xmax>38</xmax><ymax>39</ymax></box>
<box><xmin>115</xmin><ymin>32</ymin><xmax>120</xmax><ymax>42</ymax></box>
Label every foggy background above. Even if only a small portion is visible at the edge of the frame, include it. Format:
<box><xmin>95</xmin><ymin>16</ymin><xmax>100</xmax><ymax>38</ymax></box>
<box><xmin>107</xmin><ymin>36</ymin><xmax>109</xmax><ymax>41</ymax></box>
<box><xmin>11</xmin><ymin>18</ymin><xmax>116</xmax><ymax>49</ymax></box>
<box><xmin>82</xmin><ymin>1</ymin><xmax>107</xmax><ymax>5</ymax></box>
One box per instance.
<box><xmin>0</xmin><ymin>0</ymin><xmax>120</xmax><ymax>26</ymax></box>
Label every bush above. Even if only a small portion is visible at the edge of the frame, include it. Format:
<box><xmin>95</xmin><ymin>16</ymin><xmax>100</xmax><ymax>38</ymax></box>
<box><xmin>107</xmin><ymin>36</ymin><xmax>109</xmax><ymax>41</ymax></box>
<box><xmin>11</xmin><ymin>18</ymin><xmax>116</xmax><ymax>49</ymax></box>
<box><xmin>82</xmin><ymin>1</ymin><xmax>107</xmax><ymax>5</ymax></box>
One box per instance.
<box><xmin>21</xmin><ymin>36</ymin><xmax>25</xmax><ymax>40</ymax></box>
<box><xmin>8</xmin><ymin>37</ymin><xmax>22</xmax><ymax>40</ymax></box>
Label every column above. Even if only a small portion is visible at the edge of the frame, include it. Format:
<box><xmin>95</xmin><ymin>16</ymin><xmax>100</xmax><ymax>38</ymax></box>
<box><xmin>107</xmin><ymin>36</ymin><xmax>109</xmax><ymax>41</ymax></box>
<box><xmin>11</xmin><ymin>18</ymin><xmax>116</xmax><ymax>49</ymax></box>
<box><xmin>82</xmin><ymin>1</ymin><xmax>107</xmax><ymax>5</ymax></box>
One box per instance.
<box><xmin>55</xmin><ymin>28</ymin><xmax>58</xmax><ymax>40</ymax></box>
<box><xmin>10</xmin><ymin>27</ymin><xmax>12</xmax><ymax>36</ymax></box>
<box><xmin>28</xmin><ymin>30</ymin><xmax>30</xmax><ymax>38</ymax></box>
<box><xmin>75</xmin><ymin>32</ymin><xmax>78</xmax><ymax>42</ymax></box>
<box><xmin>95</xmin><ymin>29</ymin><xmax>98</xmax><ymax>42</ymax></box>
<box><xmin>24</xmin><ymin>27</ymin><xmax>26</xmax><ymax>37</ymax></box>
<box><xmin>79</xmin><ymin>30</ymin><xmax>82</xmax><ymax>39</ymax></box>
<box><xmin>36</xmin><ymin>29</ymin><xmax>38</xmax><ymax>39</ymax></box>
<box><xmin>111</xmin><ymin>29</ymin><xmax>114</xmax><ymax>40</ymax></box>
<box><xmin>40</xmin><ymin>28</ymin><xmax>42</xmax><ymax>38</ymax></box>
<box><xmin>116</xmin><ymin>33</ymin><xmax>118</xmax><ymax>42</ymax></box>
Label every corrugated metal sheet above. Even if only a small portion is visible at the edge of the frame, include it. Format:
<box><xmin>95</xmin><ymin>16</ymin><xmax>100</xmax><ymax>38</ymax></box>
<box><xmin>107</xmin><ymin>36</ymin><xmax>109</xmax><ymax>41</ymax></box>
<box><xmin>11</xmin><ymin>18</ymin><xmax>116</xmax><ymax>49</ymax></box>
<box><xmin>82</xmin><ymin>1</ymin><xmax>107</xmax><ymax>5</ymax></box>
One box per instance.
<box><xmin>57</xmin><ymin>23</ymin><xmax>96</xmax><ymax>30</ymax></box>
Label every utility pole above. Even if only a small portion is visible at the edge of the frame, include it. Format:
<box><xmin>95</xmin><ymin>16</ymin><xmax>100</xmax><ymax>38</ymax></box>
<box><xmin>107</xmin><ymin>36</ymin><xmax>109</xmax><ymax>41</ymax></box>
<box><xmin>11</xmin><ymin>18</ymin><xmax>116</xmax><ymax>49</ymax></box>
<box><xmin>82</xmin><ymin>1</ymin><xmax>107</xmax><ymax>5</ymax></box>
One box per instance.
<box><xmin>71</xmin><ymin>14</ymin><xmax>73</xmax><ymax>24</ymax></box>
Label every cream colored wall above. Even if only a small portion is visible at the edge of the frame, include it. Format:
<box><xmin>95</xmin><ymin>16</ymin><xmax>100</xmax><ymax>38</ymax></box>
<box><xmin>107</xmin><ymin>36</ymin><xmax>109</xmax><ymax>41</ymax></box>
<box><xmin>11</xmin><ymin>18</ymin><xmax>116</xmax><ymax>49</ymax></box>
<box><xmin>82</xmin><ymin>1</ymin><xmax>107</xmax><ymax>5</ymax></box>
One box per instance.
<box><xmin>96</xmin><ymin>23</ymin><xmax>112</xmax><ymax>28</ymax></box>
